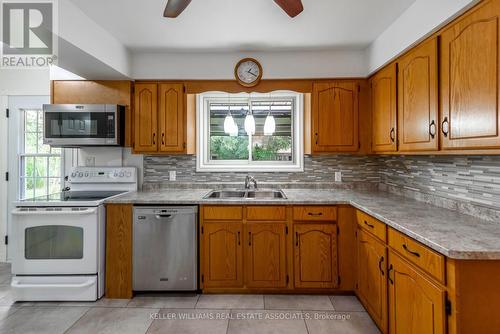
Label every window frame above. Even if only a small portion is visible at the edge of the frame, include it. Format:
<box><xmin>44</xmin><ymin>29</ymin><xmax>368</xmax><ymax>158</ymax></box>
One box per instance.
<box><xmin>19</xmin><ymin>109</ymin><xmax>64</xmax><ymax>200</ymax></box>
<box><xmin>196</xmin><ymin>91</ymin><xmax>304</xmax><ymax>172</ymax></box>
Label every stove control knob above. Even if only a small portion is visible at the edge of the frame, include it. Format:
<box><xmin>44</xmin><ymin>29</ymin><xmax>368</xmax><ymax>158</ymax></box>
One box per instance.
<box><xmin>78</xmin><ymin>172</ymin><xmax>83</xmax><ymax>177</ymax></box>
<box><xmin>71</xmin><ymin>173</ymin><xmax>76</xmax><ymax>177</ymax></box>
<box><xmin>113</xmin><ymin>172</ymin><xmax>118</xmax><ymax>177</ymax></box>
<box><xmin>119</xmin><ymin>171</ymin><xmax>124</xmax><ymax>177</ymax></box>
<box><xmin>125</xmin><ymin>172</ymin><xmax>132</xmax><ymax>177</ymax></box>
<box><xmin>85</xmin><ymin>172</ymin><xmax>89</xmax><ymax>177</ymax></box>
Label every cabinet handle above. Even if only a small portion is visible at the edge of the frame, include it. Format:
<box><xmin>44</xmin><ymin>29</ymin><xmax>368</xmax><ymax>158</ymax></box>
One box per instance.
<box><xmin>152</xmin><ymin>133</ymin><xmax>156</xmax><ymax>145</ymax></box>
<box><xmin>308</xmin><ymin>212</ymin><xmax>323</xmax><ymax>216</ymax></box>
<box><xmin>390</xmin><ymin>128</ymin><xmax>395</xmax><ymax>142</ymax></box>
<box><xmin>315</xmin><ymin>133</ymin><xmax>319</xmax><ymax>145</ymax></box>
<box><xmin>237</xmin><ymin>231</ymin><xmax>241</xmax><ymax>245</ymax></box>
<box><xmin>442</xmin><ymin>117</ymin><xmax>449</xmax><ymax>137</ymax></box>
<box><xmin>364</xmin><ymin>220</ymin><xmax>374</xmax><ymax>228</ymax></box>
<box><xmin>388</xmin><ymin>264</ymin><xmax>394</xmax><ymax>285</ymax></box>
<box><xmin>295</xmin><ymin>232</ymin><xmax>299</xmax><ymax>246</ymax></box>
<box><xmin>162</xmin><ymin>133</ymin><xmax>165</xmax><ymax>145</ymax></box>
<box><xmin>248</xmin><ymin>232</ymin><xmax>252</xmax><ymax>246</ymax></box>
<box><xmin>378</xmin><ymin>256</ymin><xmax>385</xmax><ymax>276</ymax></box>
<box><xmin>402</xmin><ymin>244</ymin><xmax>420</xmax><ymax>257</ymax></box>
<box><xmin>429</xmin><ymin>120</ymin><xmax>436</xmax><ymax>138</ymax></box>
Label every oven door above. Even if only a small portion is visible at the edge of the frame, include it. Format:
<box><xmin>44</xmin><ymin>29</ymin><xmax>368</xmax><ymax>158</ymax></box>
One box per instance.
<box><xmin>43</xmin><ymin>104</ymin><xmax>120</xmax><ymax>146</ymax></box>
<box><xmin>11</xmin><ymin>207</ymin><xmax>100</xmax><ymax>275</ymax></box>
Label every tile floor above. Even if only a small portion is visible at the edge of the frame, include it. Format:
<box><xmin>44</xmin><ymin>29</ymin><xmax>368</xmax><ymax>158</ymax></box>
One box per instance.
<box><xmin>0</xmin><ymin>263</ymin><xmax>380</xmax><ymax>334</ymax></box>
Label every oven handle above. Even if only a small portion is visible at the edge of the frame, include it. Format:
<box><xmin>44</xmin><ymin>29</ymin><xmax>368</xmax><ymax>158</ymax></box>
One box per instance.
<box><xmin>11</xmin><ymin>278</ymin><xmax>95</xmax><ymax>289</ymax></box>
<box><xmin>11</xmin><ymin>208</ymin><xmax>98</xmax><ymax>216</ymax></box>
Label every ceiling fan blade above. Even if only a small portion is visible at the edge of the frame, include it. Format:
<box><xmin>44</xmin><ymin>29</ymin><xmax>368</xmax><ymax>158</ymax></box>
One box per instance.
<box><xmin>164</xmin><ymin>0</ymin><xmax>192</xmax><ymax>18</ymax></box>
<box><xmin>273</xmin><ymin>0</ymin><xmax>304</xmax><ymax>18</ymax></box>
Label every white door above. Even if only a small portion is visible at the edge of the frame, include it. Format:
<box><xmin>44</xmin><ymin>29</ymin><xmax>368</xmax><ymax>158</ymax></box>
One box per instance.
<box><xmin>6</xmin><ymin>96</ymin><xmax>56</xmax><ymax>261</ymax></box>
<box><xmin>10</xmin><ymin>206</ymin><xmax>100</xmax><ymax>275</ymax></box>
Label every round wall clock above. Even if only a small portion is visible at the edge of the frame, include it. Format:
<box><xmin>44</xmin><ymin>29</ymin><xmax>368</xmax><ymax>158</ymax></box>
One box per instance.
<box><xmin>235</xmin><ymin>58</ymin><xmax>263</xmax><ymax>87</ymax></box>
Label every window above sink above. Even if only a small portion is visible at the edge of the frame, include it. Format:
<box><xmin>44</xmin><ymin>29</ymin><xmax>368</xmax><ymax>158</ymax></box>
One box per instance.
<box><xmin>196</xmin><ymin>91</ymin><xmax>304</xmax><ymax>172</ymax></box>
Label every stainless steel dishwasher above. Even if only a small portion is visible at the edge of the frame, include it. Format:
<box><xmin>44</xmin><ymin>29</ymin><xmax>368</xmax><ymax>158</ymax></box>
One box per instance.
<box><xmin>133</xmin><ymin>206</ymin><xmax>198</xmax><ymax>291</ymax></box>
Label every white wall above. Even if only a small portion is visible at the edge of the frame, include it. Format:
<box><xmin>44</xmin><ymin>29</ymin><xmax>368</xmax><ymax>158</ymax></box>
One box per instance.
<box><xmin>365</xmin><ymin>0</ymin><xmax>479</xmax><ymax>74</ymax></box>
<box><xmin>57</xmin><ymin>0</ymin><xmax>131</xmax><ymax>78</ymax></box>
<box><xmin>132</xmin><ymin>49</ymin><xmax>367</xmax><ymax>79</ymax></box>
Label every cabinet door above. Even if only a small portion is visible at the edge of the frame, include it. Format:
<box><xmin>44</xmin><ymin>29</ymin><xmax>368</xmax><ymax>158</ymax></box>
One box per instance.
<box><xmin>398</xmin><ymin>38</ymin><xmax>439</xmax><ymax>152</ymax></box>
<box><xmin>356</xmin><ymin>229</ymin><xmax>388</xmax><ymax>333</ymax></box>
<box><xmin>245</xmin><ymin>223</ymin><xmax>287</xmax><ymax>288</ymax></box>
<box><xmin>202</xmin><ymin>222</ymin><xmax>243</xmax><ymax>288</ymax></box>
<box><xmin>388</xmin><ymin>251</ymin><xmax>446</xmax><ymax>334</ymax></box>
<box><xmin>440</xmin><ymin>0</ymin><xmax>500</xmax><ymax>149</ymax></box>
<box><xmin>158</xmin><ymin>83</ymin><xmax>186</xmax><ymax>153</ymax></box>
<box><xmin>294</xmin><ymin>223</ymin><xmax>338</xmax><ymax>288</ymax></box>
<box><xmin>371</xmin><ymin>63</ymin><xmax>397</xmax><ymax>152</ymax></box>
<box><xmin>312</xmin><ymin>82</ymin><xmax>359</xmax><ymax>152</ymax></box>
<box><xmin>134</xmin><ymin>83</ymin><xmax>158</xmax><ymax>152</ymax></box>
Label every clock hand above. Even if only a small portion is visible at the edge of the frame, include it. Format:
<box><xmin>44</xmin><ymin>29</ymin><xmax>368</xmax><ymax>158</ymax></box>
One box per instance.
<box><xmin>247</xmin><ymin>70</ymin><xmax>257</xmax><ymax>77</ymax></box>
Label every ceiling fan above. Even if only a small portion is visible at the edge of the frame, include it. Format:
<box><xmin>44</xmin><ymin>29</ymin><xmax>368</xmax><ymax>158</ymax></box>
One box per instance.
<box><xmin>164</xmin><ymin>0</ymin><xmax>304</xmax><ymax>18</ymax></box>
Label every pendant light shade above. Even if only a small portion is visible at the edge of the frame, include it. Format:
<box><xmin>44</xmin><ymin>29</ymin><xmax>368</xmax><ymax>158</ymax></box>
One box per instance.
<box><xmin>224</xmin><ymin>112</ymin><xmax>234</xmax><ymax>134</ymax></box>
<box><xmin>229</xmin><ymin>120</ymin><xmax>239</xmax><ymax>137</ymax></box>
<box><xmin>264</xmin><ymin>112</ymin><xmax>276</xmax><ymax>135</ymax></box>
<box><xmin>244</xmin><ymin>112</ymin><xmax>256</xmax><ymax>135</ymax></box>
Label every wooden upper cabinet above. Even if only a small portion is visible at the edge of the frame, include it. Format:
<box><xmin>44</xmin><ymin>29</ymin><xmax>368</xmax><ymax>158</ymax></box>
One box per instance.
<box><xmin>134</xmin><ymin>83</ymin><xmax>158</xmax><ymax>152</ymax></box>
<box><xmin>371</xmin><ymin>64</ymin><xmax>398</xmax><ymax>152</ymax></box>
<box><xmin>440</xmin><ymin>0</ymin><xmax>500</xmax><ymax>149</ymax></box>
<box><xmin>398</xmin><ymin>38</ymin><xmax>439</xmax><ymax>152</ymax></box>
<box><xmin>294</xmin><ymin>223</ymin><xmax>338</xmax><ymax>288</ymax></box>
<box><xmin>158</xmin><ymin>83</ymin><xmax>186</xmax><ymax>153</ymax></box>
<box><xmin>357</xmin><ymin>228</ymin><xmax>387</xmax><ymax>333</ymax></box>
<box><xmin>388</xmin><ymin>251</ymin><xmax>446</xmax><ymax>334</ymax></box>
<box><xmin>202</xmin><ymin>222</ymin><xmax>243</xmax><ymax>288</ymax></box>
<box><xmin>245</xmin><ymin>223</ymin><xmax>287</xmax><ymax>288</ymax></box>
<box><xmin>312</xmin><ymin>81</ymin><xmax>359</xmax><ymax>152</ymax></box>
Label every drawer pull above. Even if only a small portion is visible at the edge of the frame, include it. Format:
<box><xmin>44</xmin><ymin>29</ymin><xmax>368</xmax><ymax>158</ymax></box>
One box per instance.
<box><xmin>308</xmin><ymin>212</ymin><xmax>323</xmax><ymax>216</ymax></box>
<box><xmin>378</xmin><ymin>256</ymin><xmax>385</xmax><ymax>276</ymax></box>
<box><xmin>388</xmin><ymin>264</ymin><xmax>394</xmax><ymax>285</ymax></box>
<box><xmin>402</xmin><ymin>244</ymin><xmax>420</xmax><ymax>257</ymax></box>
<box><xmin>364</xmin><ymin>220</ymin><xmax>374</xmax><ymax>228</ymax></box>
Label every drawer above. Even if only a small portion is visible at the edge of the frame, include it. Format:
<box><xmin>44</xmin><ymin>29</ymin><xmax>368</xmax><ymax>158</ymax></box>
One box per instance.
<box><xmin>202</xmin><ymin>206</ymin><xmax>243</xmax><ymax>220</ymax></box>
<box><xmin>246</xmin><ymin>206</ymin><xmax>287</xmax><ymax>221</ymax></box>
<box><xmin>293</xmin><ymin>206</ymin><xmax>337</xmax><ymax>221</ymax></box>
<box><xmin>356</xmin><ymin>210</ymin><xmax>387</xmax><ymax>242</ymax></box>
<box><xmin>388</xmin><ymin>228</ymin><xmax>445</xmax><ymax>284</ymax></box>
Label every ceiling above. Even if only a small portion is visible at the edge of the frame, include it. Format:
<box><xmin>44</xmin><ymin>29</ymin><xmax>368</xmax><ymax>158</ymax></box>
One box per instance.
<box><xmin>68</xmin><ymin>0</ymin><xmax>416</xmax><ymax>53</ymax></box>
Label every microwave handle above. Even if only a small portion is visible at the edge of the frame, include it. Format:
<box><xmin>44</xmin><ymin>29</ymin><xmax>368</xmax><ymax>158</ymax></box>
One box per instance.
<box><xmin>11</xmin><ymin>208</ymin><xmax>98</xmax><ymax>216</ymax></box>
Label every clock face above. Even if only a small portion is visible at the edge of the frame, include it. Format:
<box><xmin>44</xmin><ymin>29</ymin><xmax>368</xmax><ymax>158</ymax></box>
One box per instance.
<box><xmin>235</xmin><ymin>59</ymin><xmax>262</xmax><ymax>86</ymax></box>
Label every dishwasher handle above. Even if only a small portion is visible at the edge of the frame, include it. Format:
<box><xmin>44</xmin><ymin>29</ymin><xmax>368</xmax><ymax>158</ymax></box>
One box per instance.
<box><xmin>155</xmin><ymin>214</ymin><xmax>173</xmax><ymax>219</ymax></box>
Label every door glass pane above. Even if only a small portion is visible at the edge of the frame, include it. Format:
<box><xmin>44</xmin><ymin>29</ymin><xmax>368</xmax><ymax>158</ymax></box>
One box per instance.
<box><xmin>25</xmin><ymin>225</ymin><xmax>84</xmax><ymax>259</ymax></box>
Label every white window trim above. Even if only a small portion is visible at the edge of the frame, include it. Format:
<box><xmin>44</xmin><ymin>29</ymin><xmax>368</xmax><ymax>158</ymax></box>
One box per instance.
<box><xmin>196</xmin><ymin>91</ymin><xmax>304</xmax><ymax>172</ymax></box>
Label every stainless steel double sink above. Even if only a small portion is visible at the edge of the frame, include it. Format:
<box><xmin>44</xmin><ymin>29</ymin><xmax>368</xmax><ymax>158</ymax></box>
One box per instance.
<box><xmin>203</xmin><ymin>189</ymin><xmax>287</xmax><ymax>200</ymax></box>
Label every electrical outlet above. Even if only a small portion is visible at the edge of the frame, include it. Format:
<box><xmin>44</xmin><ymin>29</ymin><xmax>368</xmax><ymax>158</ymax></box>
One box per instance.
<box><xmin>169</xmin><ymin>171</ymin><xmax>176</xmax><ymax>181</ymax></box>
<box><xmin>334</xmin><ymin>171</ymin><xmax>342</xmax><ymax>182</ymax></box>
<box><xmin>85</xmin><ymin>156</ymin><xmax>95</xmax><ymax>167</ymax></box>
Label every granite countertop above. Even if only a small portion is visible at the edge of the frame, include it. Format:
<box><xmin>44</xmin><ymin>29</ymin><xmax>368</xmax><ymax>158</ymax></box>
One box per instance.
<box><xmin>107</xmin><ymin>188</ymin><xmax>500</xmax><ymax>260</ymax></box>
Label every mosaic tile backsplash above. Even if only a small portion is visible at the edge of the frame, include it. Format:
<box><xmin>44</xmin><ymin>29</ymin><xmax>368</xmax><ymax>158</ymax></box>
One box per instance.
<box><xmin>143</xmin><ymin>154</ymin><xmax>500</xmax><ymax>213</ymax></box>
<box><xmin>144</xmin><ymin>155</ymin><xmax>380</xmax><ymax>187</ymax></box>
<box><xmin>378</xmin><ymin>155</ymin><xmax>500</xmax><ymax>211</ymax></box>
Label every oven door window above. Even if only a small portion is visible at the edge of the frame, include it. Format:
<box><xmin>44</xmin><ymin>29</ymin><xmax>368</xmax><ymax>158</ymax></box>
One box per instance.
<box><xmin>25</xmin><ymin>226</ymin><xmax>84</xmax><ymax>259</ymax></box>
<box><xmin>44</xmin><ymin>112</ymin><xmax>115</xmax><ymax>138</ymax></box>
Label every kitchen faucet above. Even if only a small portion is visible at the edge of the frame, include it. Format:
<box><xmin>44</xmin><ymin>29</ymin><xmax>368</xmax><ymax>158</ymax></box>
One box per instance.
<box><xmin>245</xmin><ymin>175</ymin><xmax>258</xmax><ymax>189</ymax></box>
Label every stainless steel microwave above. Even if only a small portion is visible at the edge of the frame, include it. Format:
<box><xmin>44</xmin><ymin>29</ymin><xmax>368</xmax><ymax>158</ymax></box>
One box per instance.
<box><xmin>43</xmin><ymin>104</ymin><xmax>125</xmax><ymax>147</ymax></box>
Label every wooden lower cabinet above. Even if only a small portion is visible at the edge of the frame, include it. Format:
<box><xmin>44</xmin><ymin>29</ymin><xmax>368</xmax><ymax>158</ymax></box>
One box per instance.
<box><xmin>356</xmin><ymin>228</ymin><xmax>388</xmax><ymax>333</ymax></box>
<box><xmin>245</xmin><ymin>222</ymin><xmax>288</xmax><ymax>288</ymax></box>
<box><xmin>201</xmin><ymin>222</ymin><xmax>244</xmax><ymax>288</ymax></box>
<box><xmin>388</xmin><ymin>251</ymin><xmax>446</xmax><ymax>334</ymax></box>
<box><xmin>294</xmin><ymin>223</ymin><xmax>339</xmax><ymax>289</ymax></box>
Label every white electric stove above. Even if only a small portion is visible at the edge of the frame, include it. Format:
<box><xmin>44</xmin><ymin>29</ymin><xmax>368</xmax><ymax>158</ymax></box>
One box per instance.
<box><xmin>11</xmin><ymin>167</ymin><xmax>137</xmax><ymax>301</ymax></box>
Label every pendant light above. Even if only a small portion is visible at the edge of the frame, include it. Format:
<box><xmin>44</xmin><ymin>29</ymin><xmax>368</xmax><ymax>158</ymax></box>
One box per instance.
<box><xmin>244</xmin><ymin>106</ymin><xmax>256</xmax><ymax>136</ymax></box>
<box><xmin>224</xmin><ymin>111</ymin><xmax>234</xmax><ymax>134</ymax></box>
<box><xmin>229</xmin><ymin>119</ymin><xmax>239</xmax><ymax>137</ymax></box>
<box><xmin>263</xmin><ymin>104</ymin><xmax>276</xmax><ymax>136</ymax></box>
